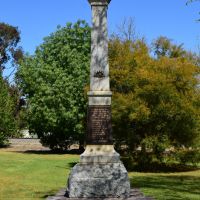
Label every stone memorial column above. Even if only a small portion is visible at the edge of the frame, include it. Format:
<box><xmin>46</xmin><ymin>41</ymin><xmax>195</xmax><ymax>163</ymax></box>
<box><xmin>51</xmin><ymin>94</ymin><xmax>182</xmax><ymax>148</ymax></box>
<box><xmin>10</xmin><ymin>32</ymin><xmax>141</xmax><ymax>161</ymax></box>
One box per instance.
<box><xmin>67</xmin><ymin>0</ymin><xmax>130</xmax><ymax>198</ymax></box>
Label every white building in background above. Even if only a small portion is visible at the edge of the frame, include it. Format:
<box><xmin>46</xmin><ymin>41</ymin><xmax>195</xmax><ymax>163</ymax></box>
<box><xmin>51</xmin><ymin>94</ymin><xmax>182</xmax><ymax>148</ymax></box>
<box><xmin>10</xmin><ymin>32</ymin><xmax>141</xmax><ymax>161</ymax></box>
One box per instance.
<box><xmin>21</xmin><ymin>129</ymin><xmax>38</xmax><ymax>138</ymax></box>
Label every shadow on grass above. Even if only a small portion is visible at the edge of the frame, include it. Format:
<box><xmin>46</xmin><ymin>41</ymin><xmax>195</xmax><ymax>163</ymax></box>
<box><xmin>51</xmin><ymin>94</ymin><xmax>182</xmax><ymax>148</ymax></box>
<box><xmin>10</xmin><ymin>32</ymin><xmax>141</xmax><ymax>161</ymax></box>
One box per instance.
<box><xmin>35</xmin><ymin>189</ymin><xmax>57</xmax><ymax>199</ymax></box>
<box><xmin>54</xmin><ymin>162</ymin><xmax>78</xmax><ymax>170</ymax></box>
<box><xmin>68</xmin><ymin>162</ymin><xmax>78</xmax><ymax>168</ymax></box>
<box><xmin>122</xmin><ymin>157</ymin><xmax>200</xmax><ymax>173</ymax></box>
<box><xmin>21</xmin><ymin>148</ymin><xmax>84</xmax><ymax>155</ymax></box>
<box><xmin>0</xmin><ymin>144</ymin><xmax>9</xmax><ymax>148</ymax></box>
<box><xmin>133</xmin><ymin>163</ymin><xmax>200</xmax><ymax>173</ymax></box>
<box><xmin>130</xmin><ymin>174</ymin><xmax>200</xmax><ymax>200</ymax></box>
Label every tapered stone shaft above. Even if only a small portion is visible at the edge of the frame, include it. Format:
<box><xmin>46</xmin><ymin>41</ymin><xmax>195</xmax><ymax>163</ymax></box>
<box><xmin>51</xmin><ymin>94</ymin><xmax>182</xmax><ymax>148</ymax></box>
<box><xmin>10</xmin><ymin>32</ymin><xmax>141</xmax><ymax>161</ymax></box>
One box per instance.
<box><xmin>87</xmin><ymin>0</ymin><xmax>112</xmax><ymax>145</ymax></box>
<box><xmin>90</xmin><ymin>0</ymin><xmax>110</xmax><ymax>91</ymax></box>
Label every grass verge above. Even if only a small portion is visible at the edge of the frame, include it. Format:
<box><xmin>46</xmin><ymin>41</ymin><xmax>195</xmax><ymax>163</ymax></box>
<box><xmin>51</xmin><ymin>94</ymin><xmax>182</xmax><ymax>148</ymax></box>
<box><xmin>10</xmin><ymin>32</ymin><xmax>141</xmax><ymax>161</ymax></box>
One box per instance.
<box><xmin>0</xmin><ymin>151</ymin><xmax>199</xmax><ymax>199</ymax></box>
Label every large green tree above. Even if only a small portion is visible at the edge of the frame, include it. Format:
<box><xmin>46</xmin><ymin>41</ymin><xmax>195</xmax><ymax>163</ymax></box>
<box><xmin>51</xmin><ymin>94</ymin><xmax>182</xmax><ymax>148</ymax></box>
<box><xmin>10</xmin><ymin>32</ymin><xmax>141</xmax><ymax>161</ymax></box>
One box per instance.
<box><xmin>18</xmin><ymin>21</ymin><xmax>91</xmax><ymax>150</ymax></box>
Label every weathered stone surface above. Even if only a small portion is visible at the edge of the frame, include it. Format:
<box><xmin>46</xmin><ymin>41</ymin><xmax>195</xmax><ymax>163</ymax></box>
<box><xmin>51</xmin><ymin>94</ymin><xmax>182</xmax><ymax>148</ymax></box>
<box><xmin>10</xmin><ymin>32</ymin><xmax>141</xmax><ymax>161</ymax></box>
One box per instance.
<box><xmin>68</xmin><ymin>162</ymin><xmax>130</xmax><ymax>198</ymax></box>
<box><xmin>80</xmin><ymin>145</ymin><xmax>120</xmax><ymax>163</ymax></box>
<box><xmin>88</xmin><ymin>0</ymin><xmax>111</xmax><ymax>6</ymax></box>
<box><xmin>90</xmin><ymin>4</ymin><xmax>110</xmax><ymax>91</ymax></box>
<box><xmin>47</xmin><ymin>188</ymin><xmax>154</xmax><ymax>200</ymax></box>
<box><xmin>88</xmin><ymin>91</ymin><xmax>112</xmax><ymax>106</ymax></box>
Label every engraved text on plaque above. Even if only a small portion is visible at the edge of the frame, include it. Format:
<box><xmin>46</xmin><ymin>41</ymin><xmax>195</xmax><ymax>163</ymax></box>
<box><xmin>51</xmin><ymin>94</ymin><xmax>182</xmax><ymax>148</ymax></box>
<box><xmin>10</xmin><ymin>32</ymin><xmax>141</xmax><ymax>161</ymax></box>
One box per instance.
<box><xmin>87</xmin><ymin>105</ymin><xmax>112</xmax><ymax>144</ymax></box>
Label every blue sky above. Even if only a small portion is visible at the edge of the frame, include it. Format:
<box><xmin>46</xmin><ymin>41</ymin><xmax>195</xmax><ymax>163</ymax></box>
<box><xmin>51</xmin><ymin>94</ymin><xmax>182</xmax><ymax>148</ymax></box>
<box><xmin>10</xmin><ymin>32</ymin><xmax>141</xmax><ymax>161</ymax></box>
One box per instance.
<box><xmin>1</xmin><ymin>0</ymin><xmax>200</xmax><ymax>77</ymax></box>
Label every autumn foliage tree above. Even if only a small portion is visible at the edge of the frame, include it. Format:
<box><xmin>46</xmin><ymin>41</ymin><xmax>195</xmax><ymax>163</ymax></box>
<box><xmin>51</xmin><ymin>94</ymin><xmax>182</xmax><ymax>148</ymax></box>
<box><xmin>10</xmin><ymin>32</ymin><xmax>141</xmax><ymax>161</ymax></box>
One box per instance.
<box><xmin>109</xmin><ymin>36</ymin><xmax>200</xmax><ymax>167</ymax></box>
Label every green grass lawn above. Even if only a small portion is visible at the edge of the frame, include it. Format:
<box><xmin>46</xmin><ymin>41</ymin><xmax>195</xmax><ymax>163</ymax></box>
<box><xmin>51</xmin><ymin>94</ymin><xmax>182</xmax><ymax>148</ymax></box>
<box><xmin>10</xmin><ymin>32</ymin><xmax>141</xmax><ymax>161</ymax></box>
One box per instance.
<box><xmin>0</xmin><ymin>151</ymin><xmax>199</xmax><ymax>200</ymax></box>
<box><xmin>130</xmin><ymin>171</ymin><xmax>200</xmax><ymax>200</ymax></box>
<box><xmin>0</xmin><ymin>151</ymin><xmax>79</xmax><ymax>200</ymax></box>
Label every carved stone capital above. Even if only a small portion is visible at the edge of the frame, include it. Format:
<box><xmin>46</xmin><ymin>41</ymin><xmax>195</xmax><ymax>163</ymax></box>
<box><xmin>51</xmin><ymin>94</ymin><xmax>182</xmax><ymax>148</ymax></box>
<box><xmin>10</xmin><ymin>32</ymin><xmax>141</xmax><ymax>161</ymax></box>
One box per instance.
<box><xmin>88</xmin><ymin>0</ymin><xmax>111</xmax><ymax>6</ymax></box>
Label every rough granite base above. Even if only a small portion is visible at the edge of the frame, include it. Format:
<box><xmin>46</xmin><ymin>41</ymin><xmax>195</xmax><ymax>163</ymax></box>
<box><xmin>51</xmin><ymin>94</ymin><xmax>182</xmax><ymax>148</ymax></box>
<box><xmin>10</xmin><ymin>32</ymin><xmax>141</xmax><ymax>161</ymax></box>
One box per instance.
<box><xmin>46</xmin><ymin>188</ymin><xmax>154</xmax><ymax>200</ymax></box>
<box><xmin>67</xmin><ymin>162</ymin><xmax>130</xmax><ymax>198</ymax></box>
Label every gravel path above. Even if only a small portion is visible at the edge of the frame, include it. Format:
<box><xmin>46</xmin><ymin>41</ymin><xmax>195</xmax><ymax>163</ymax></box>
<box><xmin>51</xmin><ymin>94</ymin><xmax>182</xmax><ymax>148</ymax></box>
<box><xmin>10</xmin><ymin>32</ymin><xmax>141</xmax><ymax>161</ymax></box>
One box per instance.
<box><xmin>1</xmin><ymin>138</ymin><xmax>80</xmax><ymax>152</ymax></box>
<box><xmin>1</xmin><ymin>138</ymin><xmax>50</xmax><ymax>152</ymax></box>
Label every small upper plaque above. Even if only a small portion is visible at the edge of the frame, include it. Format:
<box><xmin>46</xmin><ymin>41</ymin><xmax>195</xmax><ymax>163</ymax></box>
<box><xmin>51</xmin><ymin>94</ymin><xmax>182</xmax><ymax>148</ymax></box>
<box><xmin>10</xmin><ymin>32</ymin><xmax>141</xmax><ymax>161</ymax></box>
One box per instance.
<box><xmin>94</xmin><ymin>70</ymin><xmax>105</xmax><ymax>78</ymax></box>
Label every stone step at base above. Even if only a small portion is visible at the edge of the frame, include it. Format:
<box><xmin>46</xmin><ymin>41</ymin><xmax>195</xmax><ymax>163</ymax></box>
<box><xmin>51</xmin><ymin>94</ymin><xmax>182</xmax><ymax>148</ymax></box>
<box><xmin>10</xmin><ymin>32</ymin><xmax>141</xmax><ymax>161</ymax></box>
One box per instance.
<box><xmin>46</xmin><ymin>189</ymin><xmax>154</xmax><ymax>200</ymax></box>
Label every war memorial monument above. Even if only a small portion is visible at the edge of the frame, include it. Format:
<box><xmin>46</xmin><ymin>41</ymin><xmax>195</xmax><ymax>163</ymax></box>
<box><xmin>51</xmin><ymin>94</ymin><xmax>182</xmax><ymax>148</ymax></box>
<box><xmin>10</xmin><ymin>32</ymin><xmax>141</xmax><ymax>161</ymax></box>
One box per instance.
<box><xmin>67</xmin><ymin>0</ymin><xmax>130</xmax><ymax>198</ymax></box>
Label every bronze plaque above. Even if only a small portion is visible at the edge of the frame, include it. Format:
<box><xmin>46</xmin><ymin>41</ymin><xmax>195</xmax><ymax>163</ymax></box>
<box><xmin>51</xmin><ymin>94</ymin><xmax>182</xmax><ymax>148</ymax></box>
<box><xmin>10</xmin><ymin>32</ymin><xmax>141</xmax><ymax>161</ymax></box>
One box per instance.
<box><xmin>87</xmin><ymin>105</ymin><xmax>112</xmax><ymax>144</ymax></box>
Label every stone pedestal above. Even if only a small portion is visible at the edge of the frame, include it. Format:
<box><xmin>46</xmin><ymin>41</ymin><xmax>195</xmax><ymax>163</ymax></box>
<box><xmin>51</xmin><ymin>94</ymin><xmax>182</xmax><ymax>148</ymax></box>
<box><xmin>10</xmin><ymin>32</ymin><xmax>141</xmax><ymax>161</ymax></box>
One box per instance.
<box><xmin>68</xmin><ymin>148</ymin><xmax>130</xmax><ymax>197</ymax></box>
<box><xmin>68</xmin><ymin>162</ymin><xmax>130</xmax><ymax>198</ymax></box>
<box><xmin>67</xmin><ymin>0</ymin><xmax>130</xmax><ymax>198</ymax></box>
<box><xmin>68</xmin><ymin>145</ymin><xmax>130</xmax><ymax>198</ymax></box>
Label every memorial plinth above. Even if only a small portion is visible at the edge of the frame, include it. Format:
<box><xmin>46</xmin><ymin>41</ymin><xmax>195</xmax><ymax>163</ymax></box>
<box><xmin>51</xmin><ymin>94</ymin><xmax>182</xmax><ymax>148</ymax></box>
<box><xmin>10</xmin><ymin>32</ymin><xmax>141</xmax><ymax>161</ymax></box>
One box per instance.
<box><xmin>67</xmin><ymin>0</ymin><xmax>130</xmax><ymax>198</ymax></box>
